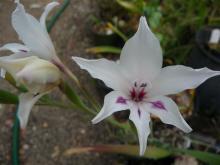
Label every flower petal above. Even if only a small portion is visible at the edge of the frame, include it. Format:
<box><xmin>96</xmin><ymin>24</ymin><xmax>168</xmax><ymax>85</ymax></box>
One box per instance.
<box><xmin>73</xmin><ymin>57</ymin><xmax>130</xmax><ymax>92</ymax></box>
<box><xmin>119</xmin><ymin>16</ymin><xmax>162</xmax><ymax>81</ymax></box>
<box><xmin>92</xmin><ymin>91</ymin><xmax>129</xmax><ymax>124</ymax></box>
<box><xmin>0</xmin><ymin>69</ymin><xmax>6</xmax><ymax>78</ymax></box>
<box><xmin>40</xmin><ymin>2</ymin><xmax>59</xmax><ymax>30</ymax></box>
<box><xmin>149</xmin><ymin>65</ymin><xmax>220</xmax><ymax>97</ymax></box>
<box><xmin>0</xmin><ymin>54</ymin><xmax>38</xmax><ymax>80</ymax></box>
<box><xmin>17</xmin><ymin>92</ymin><xmax>44</xmax><ymax>129</ymax></box>
<box><xmin>0</xmin><ymin>43</ymin><xmax>29</xmax><ymax>53</ymax></box>
<box><xmin>12</xmin><ymin>2</ymin><xmax>56</xmax><ymax>60</ymax></box>
<box><xmin>146</xmin><ymin>96</ymin><xmax>192</xmax><ymax>133</ymax></box>
<box><xmin>17</xmin><ymin>59</ymin><xmax>60</xmax><ymax>85</ymax></box>
<box><xmin>129</xmin><ymin>103</ymin><xmax>151</xmax><ymax>156</ymax></box>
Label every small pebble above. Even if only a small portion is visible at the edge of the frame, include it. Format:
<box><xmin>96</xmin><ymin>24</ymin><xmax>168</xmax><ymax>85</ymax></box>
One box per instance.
<box><xmin>32</xmin><ymin>126</ymin><xmax>37</xmax><ymax>131</ymax></box>
<box><xmin>23</xmin><ymin>144</ymin><xmax>29</xmax><ymax>150</ymax></box>
<box><xmin>30</xmin><ymin>4</ymin><xmax>41</xmax><ymax>9</ymax></box>
<box><xmin>43</xmin><ymin>122</ymin><xmax>48</xmax><ymax>128</ymax></box>
<box><xmin>80</xmin><ymin>129</ymin><xmax>86</xmax><ymax>134</ymax></box>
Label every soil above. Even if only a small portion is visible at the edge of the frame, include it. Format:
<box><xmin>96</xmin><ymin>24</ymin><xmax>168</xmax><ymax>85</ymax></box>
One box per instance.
<box><xmin>0</xmin><ymin>0</ymin><xmax>121</xmax><ymax>164</ymax></box>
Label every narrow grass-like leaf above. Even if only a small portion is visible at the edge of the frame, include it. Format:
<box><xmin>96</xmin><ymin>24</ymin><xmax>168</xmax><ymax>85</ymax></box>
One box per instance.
<box><xmin>177</xmin><ymin>149</ymin><xmax>220</xmax><ymax>165</ymax></box>
<box><xmin>0</xmin><ymin>89</ymin><xmax>18</xmax><ymax>104</ymax></box>
<box><xmin>116</xmin><ymin>0</ymin><xmax>141</xmax><ymax>13</ymax></box>
<box><xmin>64</xmin><ymin>145</ymin><xmax>171</xmax><ymax>159</ymax></box>
<box><xmin>86</xmin><ymin>46</ymin><xmax>121</xmax><ymax>54</ymax></box>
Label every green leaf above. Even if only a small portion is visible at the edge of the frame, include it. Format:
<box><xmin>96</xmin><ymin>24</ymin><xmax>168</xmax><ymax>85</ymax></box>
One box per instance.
<box><xmin>0</xmin><ymin>89</ymin><xmax>18</xmax><ymax>104</ymax></box>
<box><xmin>178</xmin><ymin>149</ymin><xmax>220</xmax><ymax>165</ymax></box>
<box><xmin>64</xmin><ymin>145</ymin><xmax>171</xmax><ymax>159</ymax></box>
<box><xmin>86</xmin><ymin>46</ymin><xmax>121</xmax><ymax>54</ymax></box>
<box><xmin>116</xmin><ymin>0</ymin><xmax>141</xmax><ymax>13</ymax></box>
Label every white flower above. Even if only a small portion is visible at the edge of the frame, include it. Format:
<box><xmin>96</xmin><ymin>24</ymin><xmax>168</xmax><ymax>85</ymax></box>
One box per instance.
<box><xmin>0</xmin><ymin>1</ymin><xmax>62</xmax><ymax>129</ymax></box>
<box><xmin>73</xmin><ymin>16</ymin><xmax>220</xmax><ymax>155</ymax></box>
<box><xmin>0</xmin><ymin>53</ymin><xmax>61</xmax><ymax>128</ymax></box>
<box><xmin>0</xmin><ymin>0</ymin><xmax>60</xmax><ymax>62</ymax></box>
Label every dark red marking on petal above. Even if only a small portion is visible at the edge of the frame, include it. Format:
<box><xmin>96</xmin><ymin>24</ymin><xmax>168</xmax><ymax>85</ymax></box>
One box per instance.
<box><xmin>138</xmin><ymin>108</ymin><xmax>141</xmax><ymax>118</ymax></box>
<box><xmin>130</xmin><ymin>88</ymin><xmax>136</xmax><ymax>100</ymax></box>
<box><xmin>116</xmin><ymin>96</ymin><xmax>127</xmax><ymax>104</ymax></box>
<box><xmin>150</xmin><ymin>101</ymin><xmax>166</xmax><ymax>110</ymax></box>
<box><xmin>138</xmin><ymin>88</ymin><xmax>146</xmax><ymax>101</ymax></box>
<box><xmin>19</xmin><ymin>49</ymin><xmax>27</xmax><ymax>53</ymax></box>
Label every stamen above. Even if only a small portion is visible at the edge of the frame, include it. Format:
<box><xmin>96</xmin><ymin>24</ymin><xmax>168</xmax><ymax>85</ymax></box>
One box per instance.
<box><xmin>140</xmin><ymin>83</ymin><xmax>147</xmax><ymax>87</ymax></box>
<box><xmin>129</xmin><ymin>82</ymin><xmax>147</xmax><ymax>102</ymax></box>
<box><xmin>134</xmin><ymin>81</ymin><xmax>137</xmax><ymax>87</ymax></box>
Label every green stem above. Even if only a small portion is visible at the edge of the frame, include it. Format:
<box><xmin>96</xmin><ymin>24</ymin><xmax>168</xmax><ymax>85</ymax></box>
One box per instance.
<box><xmin>63</xmin><ymin>66</ymin><xmax>101</xmax><ymax>111</ymax></box>
<box><xmin>12</xmin><ymin>108</ymin><xmax>20</xmax><ymax>165</ymax></box>
<box><xmin>107</xmin><ymin>23</ymin><xmax>128</xmax><ymax>42</ymax></box>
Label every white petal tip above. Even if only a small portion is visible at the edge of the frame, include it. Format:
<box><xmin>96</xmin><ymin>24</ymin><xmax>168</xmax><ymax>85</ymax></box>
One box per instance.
<box><xmin>139</xmin><ymin>16</ymin><xmax>148</xmax><ymax>27</ymax></box>
<box><xmin>139</xmin><ymin>145</ymin><xmax>146</xmax><ymax>156</ymax></box>
<box><xmin>0</xmin><ymin>69</ymin><xmax>6</xmax><ymax>78</ymax></box>
<box><xmin>46</xmin><ymin>1</ymin><xmax>60</xmax><ymax>9</ymax></box>
<box><xmin>91</xmin><ymin>119</ymin><xmax>98</xmax><ymax>124</ymax></box>
<box><xmin>13</xmin><ymin>2</ymin><xmax>24</xmax><ymax>14</ymax></box>
<box><xmin>0</xmin><ymin>47</ymin><xmax>5</xmax><ymax>51</ymax></box>
<box><xmin>71</xmin><ymin>56</ymin><xmax>76</xmax><ymax>60</ymax></box>
<box><xmin>51</xmin><ymin>2</ymin><xmax>60</xmax><ymax>5</ymax></box>
<box><xmin>92</xmin><ymin>114</ymin><xmax>104</xmax><ymax>124</ymax></box>
<box><xmin>14</xmin><ymin>0</ymin><xmax>20</xmax><ymax>3</ymax></box>
<box><xmin>55</xmin><ymin>2</ymin><xmax>60</xmax><ymax>6</ymax></box>
<box><xmin>185</xmin><ymin>127</ymin><xmax>193</xmax><ymax>133</ymax></box>
<box><xmin>140</xmin><ymin>16</ymin><xmax>146</xmax><ymax>22</ymax></box>
<box><xmin>17</xmin><ymin>116</ymin><xmax>27</xmax><ymax>129</ymax></box>
<box><xmin>72</xmin><ymin>57</ymin><xmax>85</xmax><ymax>65</ymax></box>
<box><xmin>139</xmin><ymin>153</ymin><xmax>144</xmax><ymax>156</ymax></box>
<box><xmin>179</xmin><ymin>123</ymin><xmax>193</xmax><ymax>133</ymax></box>
<box><xmin>139</xmin><ymin>150</ymin><xmax>145</xmax><ymax>156</ymax></box>
<box><xmin>72</xmin><ymin>56</ymin><xmax>81</xmax><ymax>61</ymax></box>
<box><xmin>137</xmin><ymin>16</ymin><xmax>152</xmax><ymax>36</ymax></box>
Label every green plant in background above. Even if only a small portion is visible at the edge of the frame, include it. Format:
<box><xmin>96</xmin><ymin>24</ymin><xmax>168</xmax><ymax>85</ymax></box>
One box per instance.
<box><xmin>89</xmin><ymin>0</ymin><xmax>220</xmax><ymax>64</ymax></box>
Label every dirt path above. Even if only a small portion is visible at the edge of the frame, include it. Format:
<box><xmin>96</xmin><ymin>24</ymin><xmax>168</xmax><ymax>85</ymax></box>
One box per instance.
<box><xmin>0</xmin><ymin>0</ymin><xmax>119</xmax><ymax>164</ymax></box>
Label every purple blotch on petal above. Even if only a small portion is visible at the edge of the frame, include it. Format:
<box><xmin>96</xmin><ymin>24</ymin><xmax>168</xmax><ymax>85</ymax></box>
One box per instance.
<box><xmin>116</xmin><ymin>96</ymin><xmax>127</xmax><ymax>104</ymax></box>
<box><xmin>150</xmin><ymin>101</ymin><xmax>166</xmax><ymax>111</ymax></box>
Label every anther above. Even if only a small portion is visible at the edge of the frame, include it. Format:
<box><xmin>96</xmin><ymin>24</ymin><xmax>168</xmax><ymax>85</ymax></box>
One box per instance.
<box><xmin>140</xmin><ymin>83</ymin><xmax>147</xmax><ymax>87</ymax></box>
<box><xmin>134</xmin><ymin>82</ymin><xmax>137</xmax><ymax>87</ymax></box>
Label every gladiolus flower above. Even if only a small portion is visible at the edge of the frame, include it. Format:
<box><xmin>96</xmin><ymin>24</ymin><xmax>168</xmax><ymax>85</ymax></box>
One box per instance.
<box><xmin>0</xmin><ymin>0</ymin><xmax>62</xmax><ymax>128</ymax></box>
<box><xmin>0</xmin><ymin>53</ymin><xmax>60</xmax><ymax>128</ymax></box>
<box><xmin>73</xmin><ymin>16</ymin><xmax>220</xmax><ymax>155</ymax></box>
